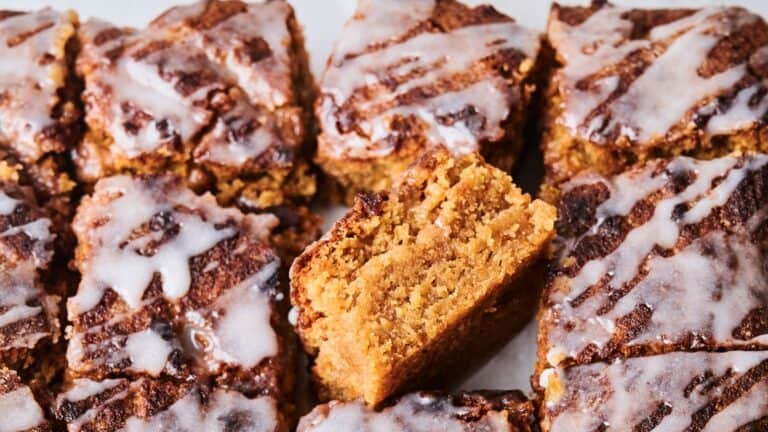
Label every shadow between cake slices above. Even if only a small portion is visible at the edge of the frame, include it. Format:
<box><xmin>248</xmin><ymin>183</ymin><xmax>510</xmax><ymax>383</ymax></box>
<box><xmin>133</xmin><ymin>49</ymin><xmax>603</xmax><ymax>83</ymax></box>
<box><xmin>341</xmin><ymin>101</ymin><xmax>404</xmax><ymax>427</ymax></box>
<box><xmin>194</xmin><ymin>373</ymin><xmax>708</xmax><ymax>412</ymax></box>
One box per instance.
<box><xmin>72</xmin><ymin>0</ymin><xmax>317</xmax><ymax>213</ymax></box>
<box><xmin>60</xmin><ymin>174</ymin><xmax>298</xmax><ymax>431</ymax></box>
<box><xmin>297</xmin><ymin>390</ymin><xmax>536</xmax><ymax>432</ymax></box>
<box><xmin>314</xmin><ymin>0</ymin><xmax>542</xmax><ymax>204</ymax></box>
<box><xmin>539</xmin><ymin>1</ymin><xmax>768</xmax><ymax>202</ymax></box>
<box><xmin>290</xmin><ymin>148</ymin><xmax>556</xmax><ymax>406</ymax></box>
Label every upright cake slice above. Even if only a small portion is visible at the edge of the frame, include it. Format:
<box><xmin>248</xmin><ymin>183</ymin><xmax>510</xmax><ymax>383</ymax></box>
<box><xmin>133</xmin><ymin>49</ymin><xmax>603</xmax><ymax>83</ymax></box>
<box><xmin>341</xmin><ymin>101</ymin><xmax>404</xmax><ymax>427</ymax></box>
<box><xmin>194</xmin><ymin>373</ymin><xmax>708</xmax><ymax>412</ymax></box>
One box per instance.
<box><xmin>298</xmin><ymin>391</ymin><xmax>535</xmax><ymax>432</ymax></box>
<box><xmin>66</xmin><ymin>175</ymin><xmax>294</xmax><ymax>427</ymax></box>
<box><xmin>538</xmin><ymin>153</ymin><xmax>768</xmax><ymax>373</ymax></box>
<box><xmin>54</xmin><ymin>377</ymin><xmax>286</xmax><ymax>432</ymax></box>
<box><xmin>542</xmin><ymin>2</ymin><xmax>768</xmax><ymax>193</ymax></box>
<box><xmin>0</xmin><ymin>368</ymin><xmax>51</xmax><ymax>431</ymax></box>
<box><xmin>291</xmin><ymin>149</ymin><xmax>556</xmax><ymax>405</ymax></box>
<box><xmin>0</xmin><ymin>181</ymin><xmax>60</xmax><ymax>372</ymax></box>
<box><xmin>75</xmin><ymin>0</ymin><xmax>315</xmax><ymax>210</ymax></box>
<box><xmin>540</xmin><ymin>351</ymin><xmax>768</xmax><ymax>432</ymax></box>
<box><xmin>315</xmin><ymin>0</ymin><xmax>540</xmax><ymax>201</ymax></box>
<box><xmin>0</xmin><ymin>8</ymin><xmax>79</xmax><ymax>225</ymax></box>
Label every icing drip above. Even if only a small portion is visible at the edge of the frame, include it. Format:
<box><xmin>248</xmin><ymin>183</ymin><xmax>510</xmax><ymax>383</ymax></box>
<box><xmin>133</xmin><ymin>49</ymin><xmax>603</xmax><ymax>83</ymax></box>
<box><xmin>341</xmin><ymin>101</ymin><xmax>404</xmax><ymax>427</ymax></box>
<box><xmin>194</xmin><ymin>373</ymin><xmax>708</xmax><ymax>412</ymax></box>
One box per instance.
<box><xmin>319</xmin><ymin>0</ymin><xmax>538</xmax><ymax>159</ymax></box>
<box><xmin>550</xmin><ymin>5</ymin><xmax>768</xmax><ymax>145</ymax></box>
<box><xmin>0</xmin><ymin>386</ymin><xmax>46</xmax><ymax>432</ymax></box>
<box><xmin>0</xmin><ymin>8</ymin><xmax>74</xmax><ymax>161</ymax></box>
<box><xmin>70</xmin><ymin>175</ymin><xmax>239</xmax><ymax>311</ymax></box>
<box><xmin>60</xmin><ymin>378</ymin><xmax>279</xmax><ymax>432</ymax></box>
<box><xmin>546</xmin><ymin>154</ymin><xmax>768</xmax><ymax>366</ymax></box>
<box><xmin>299</xmin><ymin>393</ymin><xmax>512</xmax><ymax>432</ymax></box>
<box><xmin>151</xmin><ymin>0</ymin><xmax>294</xmax><ymax>109</ymax></box>
<box><xmin>123</xmin><ymin>390</ymin><xmax>278</xmax><ymax>432</ymax></box>
<box><xmin>545</xmin><ymin>351</ymin><xmax>768</xmax><ymax>432</ymax></box>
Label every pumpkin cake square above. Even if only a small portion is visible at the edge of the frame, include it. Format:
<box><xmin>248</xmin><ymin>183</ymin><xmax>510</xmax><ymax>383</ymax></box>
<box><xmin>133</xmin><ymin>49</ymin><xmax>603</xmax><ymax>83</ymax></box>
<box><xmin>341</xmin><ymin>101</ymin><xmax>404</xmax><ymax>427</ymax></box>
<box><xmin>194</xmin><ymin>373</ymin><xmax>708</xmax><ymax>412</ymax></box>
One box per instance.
<box><xmin>539</xmin><ymin>351</ymin><xmax>768</xmax><ymax>432</ymax></box>
<box><xmin>65</xmin><ymin>174</ymin><xmax>296</xmax><ymax>429</ymax></box>
<box><xmin>298</xmin><ymin>391</ymin><xmax>535</xmax><ymax>432</ymax></box>
<box><xmin>315</xmin><ymin>0</ymin><xmax>541</xmax><ymax>202</ymax></box>
<box><xmin>537</xmin><ymin>153</ymin><xmax>768</xmax><ymax>375</ymax></box>
<box><xmin>291</xmin><ymin>149</ymin><xmax>556</xmax><ymax>405</ymax></box>
<box><xmin>74</xmin><ymin>0</ymin><xmax>315</xmax><ymax>211</ymax></box>
<box><xmin>542</xmin><ymin>1</ymin><xmax>768</xmax><ymax>195</ymax></box>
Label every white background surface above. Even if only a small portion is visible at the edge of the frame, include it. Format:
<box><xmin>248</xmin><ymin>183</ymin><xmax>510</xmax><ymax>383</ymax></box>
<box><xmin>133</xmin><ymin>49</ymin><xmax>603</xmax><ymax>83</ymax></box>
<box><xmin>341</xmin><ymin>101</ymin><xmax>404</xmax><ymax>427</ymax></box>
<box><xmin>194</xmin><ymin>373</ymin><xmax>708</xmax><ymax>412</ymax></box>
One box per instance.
<box><xmin>4</xmin><ymin>0</ymin><xmax>765</xmax><ymax>394</ymax></box>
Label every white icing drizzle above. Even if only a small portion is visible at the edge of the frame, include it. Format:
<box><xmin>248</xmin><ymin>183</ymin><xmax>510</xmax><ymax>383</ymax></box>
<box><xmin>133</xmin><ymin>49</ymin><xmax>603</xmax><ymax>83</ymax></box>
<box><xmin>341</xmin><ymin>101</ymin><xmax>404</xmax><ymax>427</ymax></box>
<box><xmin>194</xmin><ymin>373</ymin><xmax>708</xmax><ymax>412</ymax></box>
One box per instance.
<box><xmin>124</xmin><ymin>328</ymin><xmax>173</xmax><ymax>376</ymax></box>
<box><xmin>299</xmin><ymin>393</ymin><xmax>512</xmax><ymax>432</ymax></box>
<box><xmin>123</xmin><ymin>389</ymin><xmax>278</xmax><ymax>432</ymax></box>
<box><xmin>79</xmin><ymin>20</ymin><xmax>216</xmax><ymax>157</ymax></box>
<box><xmin>184</xmin><ymin>259</ymin><xmax>280</xmax><ymax>371</ymax></box>
<box><xmin>319</xmin><ymin>1</ymin><xmax>538</xmax><ymax>159</ymax></box>
<box><xmin>550</xmin><ymin>5</ymin><xmax>768</xmax><ymax>144</ymax></box>
<box><xmin>0</xmin><ymin>192</ymin><xmax>17</xmax><ymax>215</ymax></box>
<box><xmin>151</xmin><ymin>0</ymin><xmax>294</xmax><ymax>109</ymax></box>
<box><xmin>0</xmin><ymin>8</ymin><xmax>75</xmax><ymax>161</ymax></box>
<box><xmin>69</xmin><ymin>175</ymin><xmax>239</xmax><ymax>312</ymax></box>
<box><xmin>61</xmin><ymin>378</ymin><xmax>279</xmax><ymax>432</ymax></box>
<box><xmin>546</xmin><ymin>351</ymin><xmax>768</xmax><ymax>432</ymax></box>
<box><xmin>0</xmin><ymin>386</ymin><xmax>46</xmax><ymax>432</ymax></box>
<box><xmin>546</xmin><ymin>154</ymin><xmax>768</xmax><ymax>366</ymax></box>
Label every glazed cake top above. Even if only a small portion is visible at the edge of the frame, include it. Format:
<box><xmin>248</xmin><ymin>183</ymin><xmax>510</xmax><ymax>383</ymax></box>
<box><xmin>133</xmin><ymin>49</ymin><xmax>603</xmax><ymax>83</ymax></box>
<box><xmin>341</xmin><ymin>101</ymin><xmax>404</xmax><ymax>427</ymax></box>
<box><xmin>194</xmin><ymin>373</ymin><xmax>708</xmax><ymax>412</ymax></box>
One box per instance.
<box><xmin>541</xmin><ymin>153</ymin><xmax>768</xmax><ymax>369</ymax></box>
<box><xmin>55</xmin><ymin>377</ymin><xmax>279</xmax><ymax>432</ymax></box>
<box><xmin>0</xmin><ymin>182</ymin><xmax>58</xmax><ymax>355</ymax></box>
<box><xmin>541</xmin><ymin>351</ymin><xmax>768</xmax><ymax>432</ymax></box>
<box><xmin>76</xmin><ymin>0</ymin><xmax>302</xmax><ymax>178</ymax></box>
<box><xmin>298</xmin><ymin>392</ymin><xmax>532</xmax><ymax>432</ymax></box>
<box><xmin>318</xmin><ymin>0</ymin><xmax>539</xmax><ymax>159</ymax></box>
<box><xmin>0</xmin><ymin>8</ymin><xmax>76</xmax><ymax>163</ymax></box>
<box><xmin>0</xmin><ymin>368</ymin><xmax>50</xmax><ymax>432</ymax></box>
<box><xmin>67</xmin><ymin>175</ymin><xmax>282</xmax><ymax>380</ymax></box>
<box><xmin>548</xmin><ymin>2</ymin><xmax>768</xmax><ymax>146</ymax></box>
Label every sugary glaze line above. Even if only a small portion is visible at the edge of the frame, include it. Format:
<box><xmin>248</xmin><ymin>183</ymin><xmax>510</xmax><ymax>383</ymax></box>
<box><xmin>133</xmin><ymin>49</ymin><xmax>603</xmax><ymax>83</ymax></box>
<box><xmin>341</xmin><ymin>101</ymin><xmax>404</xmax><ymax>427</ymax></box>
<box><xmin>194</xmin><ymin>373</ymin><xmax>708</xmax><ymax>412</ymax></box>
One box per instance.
<box><xmin>318</xmin><ymin>0</ymin><xmax>539</xmax><ymax>159</ymax></box>
<box><xmin>298</xmin><ymin>391</ymin><xmax>533</xmax><ymax>432</ymax></box>
<box><xmin>549</xmin><ymin>3</ymin><xmax>768</xmax><ymax>146</ymax></box>
<box><xmin>66</xmin><ymin>175</ymin><xmax>283</xmax><ymax>382</ymax></box>
<box><xmin>541</xmin><ymin>154</ymin><xmax>768</xmax><ymax>368</ymax></box>
<box><xmin>541</xmin><ymin>351</ymin><xmax>768</xmax><ymax>432</ymax></box>
<box><xmin>0</xmin><ymin>185</ymin><xmax>59</xmax><ymax>355</ymax></box>
<box><xmin>0</xmin><ymin>368</ymin><xmax>49</xmax><ymax>431</ymax></box>
<box><xmin>55</xmin><ymin>377</ymin><xmax>280</xmax><ymax>432</ymax></box>
<box><xmin>0</xmin><ymin>8</ymin><xmax>77</xmax><ymax>162</ymax></box>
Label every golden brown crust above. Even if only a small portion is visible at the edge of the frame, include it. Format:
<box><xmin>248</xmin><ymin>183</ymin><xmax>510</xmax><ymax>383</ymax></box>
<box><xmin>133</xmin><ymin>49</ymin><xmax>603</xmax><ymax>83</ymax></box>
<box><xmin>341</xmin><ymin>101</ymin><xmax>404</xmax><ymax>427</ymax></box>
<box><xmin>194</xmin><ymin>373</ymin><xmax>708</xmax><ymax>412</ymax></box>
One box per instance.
<box><xmin>291</xmin><ymin>149</ymin><xmax>555</xmax><ymax>405</ymax></box>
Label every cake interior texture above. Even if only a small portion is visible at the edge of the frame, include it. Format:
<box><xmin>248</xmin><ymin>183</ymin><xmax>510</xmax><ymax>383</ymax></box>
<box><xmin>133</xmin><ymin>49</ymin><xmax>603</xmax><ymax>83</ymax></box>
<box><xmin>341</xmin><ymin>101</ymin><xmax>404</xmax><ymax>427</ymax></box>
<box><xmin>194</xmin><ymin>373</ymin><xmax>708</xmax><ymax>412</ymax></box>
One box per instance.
<box><xmin>291</xmin><ymin>149</ymin><xmax>556</xmax><ymax>405</ymax></box>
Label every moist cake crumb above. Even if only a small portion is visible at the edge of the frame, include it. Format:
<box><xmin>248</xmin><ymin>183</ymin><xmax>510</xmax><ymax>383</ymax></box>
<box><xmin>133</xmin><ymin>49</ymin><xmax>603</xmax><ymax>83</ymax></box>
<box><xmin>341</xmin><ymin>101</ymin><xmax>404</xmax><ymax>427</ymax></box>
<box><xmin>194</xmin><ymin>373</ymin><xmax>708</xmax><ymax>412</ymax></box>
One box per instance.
<box><xmin>291</xmin><ymin>148</ymin><xmax>556</xmax><ymax>405</ymax></box>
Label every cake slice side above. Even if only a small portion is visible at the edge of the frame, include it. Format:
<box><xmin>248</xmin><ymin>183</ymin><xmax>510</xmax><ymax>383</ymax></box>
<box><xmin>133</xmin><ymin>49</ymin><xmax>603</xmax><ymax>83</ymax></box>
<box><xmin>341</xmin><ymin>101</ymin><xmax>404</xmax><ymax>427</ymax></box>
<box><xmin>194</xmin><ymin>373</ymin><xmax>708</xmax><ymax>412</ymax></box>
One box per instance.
<box><xmin>291</xmin><ymin>149</ymin><xmax>555</xmax><ymax>405</ymax></box>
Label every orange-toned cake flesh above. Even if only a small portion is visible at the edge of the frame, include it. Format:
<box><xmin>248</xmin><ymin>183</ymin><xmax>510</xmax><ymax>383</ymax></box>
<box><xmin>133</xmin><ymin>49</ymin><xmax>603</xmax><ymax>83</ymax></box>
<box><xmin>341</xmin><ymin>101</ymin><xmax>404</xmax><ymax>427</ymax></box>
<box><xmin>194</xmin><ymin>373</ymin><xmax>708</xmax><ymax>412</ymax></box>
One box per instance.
<box><xmin>291</xmin><ymin>149</ymin><xmax>556</xmax><ymax>405</ymax></box>
<box><xmin>315</xmin><ymin>0</ymin><xmax>540</xmax><ymax>201</ymax></box>
<box><xmin>65</xmin><ymin>174</ymin><xmax>295</xmax><ymax>428</ymax></box>
<box><xmin>0</xmin><ymin>368</ymin><xmax>51</xmax><ymax>431</ymax></box>
<box><xmin>542</xmin><ymin>1</ymin><xmax>768</xmax><ymax>192</ymax></box>
<box><xmin>538</xmin><ymin>153</ymin><xmax>768</xmax><ymax>374</ymax></box>
<box><xmin>540</xmin><ymin>351</ymin><xmax>768</xmax><ymax>432</ymax></box>
<box><xmin>298</xmin><ymin>391</ymin><xmax>535</xmax><ymax>432</ymax></box>
<box><xmin>54</xmin><ymin>376</ymin><xmax>286</xmax><ymax>432</ymax></box>
<box><xmin>74</xmin><ymin>0</ymin><xmax>315</xmax><ymax>210</ymax></box>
